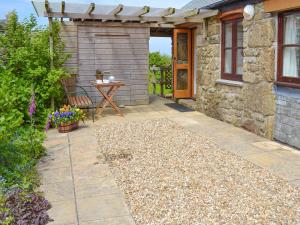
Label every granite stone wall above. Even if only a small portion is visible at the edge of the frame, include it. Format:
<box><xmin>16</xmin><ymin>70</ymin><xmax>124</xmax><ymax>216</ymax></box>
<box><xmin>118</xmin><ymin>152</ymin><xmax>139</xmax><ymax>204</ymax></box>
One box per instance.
<box><xmin>196</xmin><ymin>3</ymin><xmax>276</xmax><ymax>139</ymax></box>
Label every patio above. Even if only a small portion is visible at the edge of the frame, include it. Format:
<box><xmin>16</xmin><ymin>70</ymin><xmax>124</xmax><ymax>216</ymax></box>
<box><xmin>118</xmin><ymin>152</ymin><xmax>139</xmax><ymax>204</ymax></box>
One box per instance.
<box><xmin>40</xmin><ymin>96</ymin><xmax>300</xmax><ymax>224</ymax></box>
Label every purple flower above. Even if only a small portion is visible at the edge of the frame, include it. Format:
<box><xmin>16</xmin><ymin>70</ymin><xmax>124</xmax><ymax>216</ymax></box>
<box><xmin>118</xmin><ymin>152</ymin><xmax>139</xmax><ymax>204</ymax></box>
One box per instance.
<box><xmin>45</xmin><ymin>121</ymin><xmax>51</xmax><ymax>131</ymax></box>
<box><xmin>54</xmin><ymin>111</ymin><xmax>59</xmax><ymax>117</ymax></box>
<box><xmin>45</xmin><ymin>114</ymin><xmax>52</xmax><ymax>131</ymax></box>
<box><xmin>28</xmin><ymin>92</ymin><xmax>36</xmax><ymax>117</ymax></box>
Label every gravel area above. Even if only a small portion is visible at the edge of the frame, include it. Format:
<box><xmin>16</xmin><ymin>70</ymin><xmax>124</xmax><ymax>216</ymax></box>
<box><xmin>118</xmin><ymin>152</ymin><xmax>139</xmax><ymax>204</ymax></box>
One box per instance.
<box><xmin>96</xmin><ymin>119</ymin><xmax>300</xmax><ymax>225</ymax></box>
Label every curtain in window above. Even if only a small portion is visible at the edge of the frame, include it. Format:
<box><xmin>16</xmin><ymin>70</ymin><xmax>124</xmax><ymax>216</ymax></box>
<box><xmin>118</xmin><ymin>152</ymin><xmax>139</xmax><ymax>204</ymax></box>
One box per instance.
<box><xmin>283</xmin><ymin>15</ymin><xmax>298</xmax><ymax>77</ymax></box>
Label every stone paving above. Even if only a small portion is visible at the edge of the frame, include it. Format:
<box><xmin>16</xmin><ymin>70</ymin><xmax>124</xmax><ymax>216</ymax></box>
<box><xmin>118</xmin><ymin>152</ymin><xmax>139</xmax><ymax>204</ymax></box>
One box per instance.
<box><xmin>40</xmin><ymin>126</ymin><xmax>134</xmax><ymax>225</ymax></box>
<box><xmin>40</xmin><ymin>96</ymin><xmax>300</xmax><ymax>224</ymax></box>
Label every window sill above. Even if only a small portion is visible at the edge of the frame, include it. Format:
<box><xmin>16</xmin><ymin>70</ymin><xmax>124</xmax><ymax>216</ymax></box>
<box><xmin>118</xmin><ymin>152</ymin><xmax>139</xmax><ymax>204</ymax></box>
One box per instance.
<box><xmin>275</xmin><ymin>81</ymin><xmax>300</xmax><ymax>89</ymax></box>
<box><xmin>216</xmin><ymin>79</ymin><xmax>243</xmax><ymax>87</ymax></box>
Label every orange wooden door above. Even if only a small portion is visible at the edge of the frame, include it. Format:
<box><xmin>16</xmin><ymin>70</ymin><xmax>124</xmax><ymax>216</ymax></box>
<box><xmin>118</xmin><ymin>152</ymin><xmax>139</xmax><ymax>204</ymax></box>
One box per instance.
<box><xmin>173</xmin><ymin>29</ymin><xmax>192</xmax><ymax>99</ymax></box>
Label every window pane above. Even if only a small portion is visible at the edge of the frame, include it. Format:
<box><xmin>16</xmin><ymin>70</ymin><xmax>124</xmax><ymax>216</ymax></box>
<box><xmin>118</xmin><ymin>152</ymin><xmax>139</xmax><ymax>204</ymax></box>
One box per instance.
<box><xmin>176</xmin><ymin>69</ymin><xmax>188</xmax><ymax>90</ymax></box>
<box><xmin>284</xmin><ymin>13</ymin><xmax>300</xmax><ymax>45</ymax></box>
<box><xmin>177</xmin><ymin>33</ymin><xmax>188</xmax><ymax>64</ymax></box>
<box><xmin>283</xmin><ymin>47</ymin><xmax>300</xmax><ymax>77</ymax></box>
<box><xmin>236</xmin><ymin>48</ymin><xmax>243</xmax><ymax>74</ymax></box>
<box><xmin>225</xmin><ymin>49</ymin><xmax>232</xmax><ymax>73</ymax></box>
<box><xmin>225</xmin><ymin>23</ymin><xmax>232</xmax><ymax>48</ymax></box>
<box><xmin>237</xmin><ymin>21</ymin><xmax>243</xmax><ymax>47</ymax></box>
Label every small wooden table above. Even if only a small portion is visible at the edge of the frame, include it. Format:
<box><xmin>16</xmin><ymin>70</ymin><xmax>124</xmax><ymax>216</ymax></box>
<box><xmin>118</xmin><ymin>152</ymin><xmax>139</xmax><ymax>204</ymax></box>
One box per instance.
<box><xmin>92</xmin><ymin>81</ymin><xmax>125</xmax><ymax>116</ymax></box>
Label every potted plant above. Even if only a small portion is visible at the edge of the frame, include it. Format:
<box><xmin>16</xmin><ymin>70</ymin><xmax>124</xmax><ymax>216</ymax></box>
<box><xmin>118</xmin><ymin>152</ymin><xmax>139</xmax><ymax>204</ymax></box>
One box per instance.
<box><xmin>48</xmin><ymin>105</ymin><xmax>85</xmax><ymax>133</ymax></box>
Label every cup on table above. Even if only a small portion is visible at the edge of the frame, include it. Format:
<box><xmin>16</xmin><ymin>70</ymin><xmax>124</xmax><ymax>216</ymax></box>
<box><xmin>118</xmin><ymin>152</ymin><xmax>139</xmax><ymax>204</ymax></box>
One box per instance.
<box><xmin>108</xmin><ymin>76</ymin><xmax>115</xmax><ymax>82</ymax></box>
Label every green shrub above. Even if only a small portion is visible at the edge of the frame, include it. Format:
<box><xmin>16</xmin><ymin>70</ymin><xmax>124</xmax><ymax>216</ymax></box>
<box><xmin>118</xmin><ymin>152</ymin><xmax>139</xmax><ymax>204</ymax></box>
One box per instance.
<box><xmin>0</xmin><ymin>12</ymin><xmax>69</xmax><ymax>189</ymax></box>
<box><xmin>149</xmin><ymin>52</ymin><xmax>171</xmax><ymax>67</ymax></box>
<box><xmin>148</xmin><ymin>52</ymin><xmax>172</xmax><ymax>95</ymax></box>
<box><xmin>0</xmin><ymin>11</ymin><xmax>70</xmax><ymax>223</ymax></box>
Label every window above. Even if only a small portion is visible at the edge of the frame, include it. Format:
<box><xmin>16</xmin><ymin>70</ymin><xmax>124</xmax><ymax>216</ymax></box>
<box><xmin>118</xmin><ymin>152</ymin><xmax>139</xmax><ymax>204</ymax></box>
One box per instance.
<box><xmin>278</xmin><ymin>11</ymin><xmax>300</xmax><ymax>86</ymax></box>
<box><xmin>221</xmin><ymin>18</ymin><xmax>243</xmax><ymax>81</ymax></box>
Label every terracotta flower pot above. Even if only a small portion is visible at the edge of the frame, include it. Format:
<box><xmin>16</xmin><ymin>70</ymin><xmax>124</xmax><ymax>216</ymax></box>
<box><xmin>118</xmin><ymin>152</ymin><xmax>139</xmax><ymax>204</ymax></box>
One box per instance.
<box><xmin>58</xmin><ymin>121</ymin><xmax>79</xmax><ymax>133</ymax></box>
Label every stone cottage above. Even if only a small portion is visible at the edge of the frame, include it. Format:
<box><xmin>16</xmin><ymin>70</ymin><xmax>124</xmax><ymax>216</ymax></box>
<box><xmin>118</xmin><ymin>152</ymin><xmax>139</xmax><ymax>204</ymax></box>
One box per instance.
<box><xmin>33</xmin><ymin>0</ymin><xmax>300</xmax><ymax>149</ymax></box>
<box><xmin>183</xmin><ymin>0</ymin><xmax>300</xmax><ymax>149</ymax></box>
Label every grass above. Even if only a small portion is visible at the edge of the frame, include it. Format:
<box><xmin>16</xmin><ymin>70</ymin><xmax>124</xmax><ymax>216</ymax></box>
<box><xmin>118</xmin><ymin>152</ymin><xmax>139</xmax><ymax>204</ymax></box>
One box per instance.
<box><xmin>148</xmin><ymin>83</ymin><xmax>172</xmax><ymax>96</ymax></box>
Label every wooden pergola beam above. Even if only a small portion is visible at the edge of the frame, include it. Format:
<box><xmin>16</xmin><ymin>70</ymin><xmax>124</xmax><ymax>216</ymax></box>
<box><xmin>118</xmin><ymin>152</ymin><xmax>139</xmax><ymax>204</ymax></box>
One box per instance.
<box><xmin>172</xmin><ymin>8</ymin><xmax>199</xmax><ymax>19</ymax></box>
<box><xmin>130</xmin><ymin>7</ymin><xmax>175</xmax><ymax>23</ymax></box>
<box><xmin>35</xmin><ymin>1</ymin><xmax>219</xmax><ymax>25</ymax></box>
<box><xmin>82</xmin><ymin>3</ymin><xmax>95</xmax><ymax>21</ymax></box>
<box><xmin>45</xmin><ymin>0</ymin><xmax>51</xmax><ymax>13</ymax></box>
<box><xmin>174</xmin><ymin>9</ymin><xmax>218</xmax><ymax>25</ymax></box>
<box><xmin>108</xmin><ymin>4</ymin><xmax>123</xmax><ymax>15</ymax></box>
<box><xmin>184</xmin><ymin>8</ymin><xmax>199</xmax><ymax>18</ymax></box>
<box><xmin>102</xmin><ymin>4</ymin><xmax>123</xmax><ymax>22</ymax></box>
<box><xmin>150</xmin><ymin>23</ymin><xmax>174</xmax><ymax>28</ymax></box>
<box><xmin>121</xmin><ymin>6</ymin><xmax>150</xmax><ymax>23</ymax></box>
<box><xmin>158</xmin><ymin>7</ymin><xmax>176</xmax><ymax>17</ymax></box>
<box><xmin>48</xmin><ymin>12</ymin><xmax>188</xmax><ymax>23</ymax></box>
<box><xmin>86</xmin><ymin>3</ymin><xmax>95</xmax><ymax>15</ymax></box>
<box><xmin>60</xmin><ymin>1</ymin><xmax>65</xmax><ymax>22</ymax></box>
<box><xmin>133</xmin><ymin>6</ymin><xmax>150</xmax><ymax>17</ymax></box>
<box><xmin>44</xmin><ymin>6</ymin><xmax>218</xmax><ymax>24</ymax></box>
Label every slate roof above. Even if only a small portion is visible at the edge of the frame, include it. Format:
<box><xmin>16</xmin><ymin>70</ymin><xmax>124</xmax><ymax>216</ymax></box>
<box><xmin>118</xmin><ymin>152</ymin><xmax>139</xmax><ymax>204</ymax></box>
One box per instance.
<box><xmin>182</xmin><ymin>0</ymin><xmax>224</xmax><ymax>9</ymax></box>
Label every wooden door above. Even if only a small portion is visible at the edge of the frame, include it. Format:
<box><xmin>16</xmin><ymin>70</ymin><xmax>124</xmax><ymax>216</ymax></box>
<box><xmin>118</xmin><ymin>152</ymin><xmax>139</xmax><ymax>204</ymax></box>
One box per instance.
<box><xmin>173</xmin><ymin>29</ymin><xmax>192</xmax><ymax>99</ymax></box>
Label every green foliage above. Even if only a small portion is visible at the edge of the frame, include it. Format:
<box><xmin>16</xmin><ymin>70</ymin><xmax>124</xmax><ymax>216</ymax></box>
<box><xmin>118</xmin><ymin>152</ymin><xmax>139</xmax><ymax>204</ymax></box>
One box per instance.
<box><xmin>0</xmin><ymin>12</ymin><xmax>69</xmax><ymax>191</ymax></box>
<box><xmin>0</xmin><ymin>12</ymin><xmax>69</xmax><ymax>128</ymax></box>
<box><xmin>149</xmin><ymin>51</ymin><xmax>171</xmax><ymax>67</ymax></box>
<box><xmin>148</xmin><ymin>52</ymin><xmax>172</xmax><ymax>95</ymax></box>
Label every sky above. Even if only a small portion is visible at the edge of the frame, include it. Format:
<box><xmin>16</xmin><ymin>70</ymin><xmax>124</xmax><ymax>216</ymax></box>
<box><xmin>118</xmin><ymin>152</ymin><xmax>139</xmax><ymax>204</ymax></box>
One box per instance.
<box><xmin>0</xmin><ymin>0</ymin><xmax>191</xmax><ymax>55</ymax></box>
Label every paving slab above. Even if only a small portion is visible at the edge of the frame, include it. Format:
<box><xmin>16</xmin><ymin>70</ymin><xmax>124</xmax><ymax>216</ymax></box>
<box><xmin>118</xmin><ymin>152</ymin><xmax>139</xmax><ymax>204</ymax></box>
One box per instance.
<box><xmin>38</xmin><ymin>147</ymin><xmax>70</xmax><ymax>170</ymax></box>
<box><xmin>245</xmin><ymin>152</ymin><xmax>300</xmax><ymax>181</ymax></box>
<box><xmin>76</xmin><ymin>194</ymin><xmax>131</xmax><ymax>222</ymax></box>
<box><xmin>39</xmin><ymin>181</ymin><xmax>75</xmax><ymax>202</ymax></box>
<box><xmin>47</xmin><ymin>200</ymin><xmax>78</xmax><ymax>225</ymax></box>
<box><xmin>75</xmin><ymin>176</ymin><xmax>121</xmax><ymax>198</ymax></box>
<box><xmin>80</xmin><ymin>216</ymin><xmax>136</xmax><ymax>225</ymax></box>
<box><xmin>40</xmin><ymin>166</ymin><xmax>72</xmax><ymax>184</ymax></box>
<box><xmin>72</xmin><ymin>163</ymin><xmax>111</xmax><ymax>181</ymax></box>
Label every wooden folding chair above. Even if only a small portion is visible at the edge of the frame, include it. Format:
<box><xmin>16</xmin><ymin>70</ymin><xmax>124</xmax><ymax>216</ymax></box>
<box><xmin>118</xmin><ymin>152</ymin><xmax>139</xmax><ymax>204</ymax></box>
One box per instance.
<box><xmin>61</xmin><ymin>76</ymin><xmax>95</xmax><ymax>122</ymax></box>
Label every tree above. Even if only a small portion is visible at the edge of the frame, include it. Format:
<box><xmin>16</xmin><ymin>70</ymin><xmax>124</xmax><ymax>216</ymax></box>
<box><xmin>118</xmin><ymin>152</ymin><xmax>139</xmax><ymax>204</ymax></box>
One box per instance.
<box><xmin>149</xmin><ymin>52</ymin><xmax>171</xmax><ymax>67</ymax></box>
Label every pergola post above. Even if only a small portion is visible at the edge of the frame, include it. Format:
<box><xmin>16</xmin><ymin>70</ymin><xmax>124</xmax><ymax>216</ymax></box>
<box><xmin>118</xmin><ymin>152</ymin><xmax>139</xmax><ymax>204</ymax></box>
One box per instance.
<box><xmin>48</xmin><ymin>17</ymin><xmax>54</xmax><ymax>70</ymax></box>
<box><xmin>48</xmin><ymin>17</ymin><xmax>55</xmax><ymax>109</ymax></box>
<box><xmin>46</xmin><ymin>0</ymin><xmax>55</xmax><ymax>109</ymax></box>
<box><xmin>61</xmin><ymin>1</ymin><xmax>65</xmax><ymax>22</ymax></box>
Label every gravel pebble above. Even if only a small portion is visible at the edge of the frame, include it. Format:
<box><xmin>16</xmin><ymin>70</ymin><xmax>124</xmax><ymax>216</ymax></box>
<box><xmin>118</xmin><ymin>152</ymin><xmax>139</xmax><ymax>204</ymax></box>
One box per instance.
<box><xmin>96</xmin><ymin>119</ymin><xmax>300</xmax><ymax>225</ymax></box>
